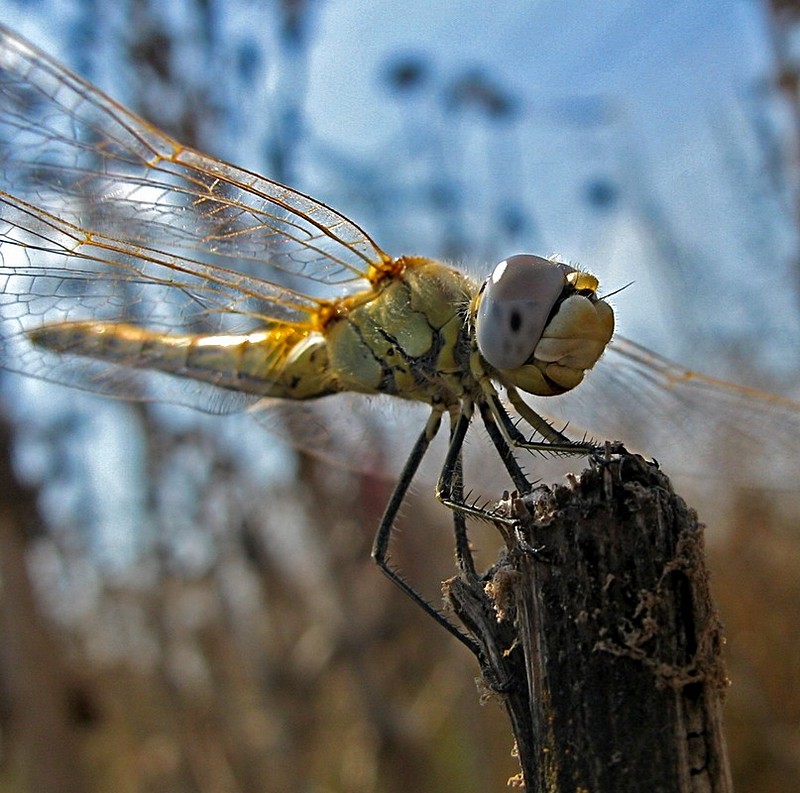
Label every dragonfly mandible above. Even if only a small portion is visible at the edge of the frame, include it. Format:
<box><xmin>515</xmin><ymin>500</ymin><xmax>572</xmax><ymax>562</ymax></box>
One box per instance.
<box><xmin>0</xmin><ymin>26</ymin><xmax>797</xmax><ymax>658</ymax></box>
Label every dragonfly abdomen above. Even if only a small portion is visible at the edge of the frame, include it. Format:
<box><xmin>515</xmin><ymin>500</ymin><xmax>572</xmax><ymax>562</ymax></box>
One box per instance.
<box><xmin>28</xmin><ymin>320</ymin><xmax>339</xmax><ymax>400</ymax></box>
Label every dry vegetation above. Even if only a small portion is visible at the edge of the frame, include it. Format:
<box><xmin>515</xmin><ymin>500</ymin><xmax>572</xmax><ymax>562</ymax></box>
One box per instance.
<box><xmin>1</xmin><ymin>412</ymin><xmax>797</xmax><ymax>792</ymax></box>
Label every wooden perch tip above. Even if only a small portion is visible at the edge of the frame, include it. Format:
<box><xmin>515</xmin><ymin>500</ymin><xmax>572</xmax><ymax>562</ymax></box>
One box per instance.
<box><xmin>445</xmin><ymin>449</ymin><xmax>732</xmax><ymax>793</ymax></box>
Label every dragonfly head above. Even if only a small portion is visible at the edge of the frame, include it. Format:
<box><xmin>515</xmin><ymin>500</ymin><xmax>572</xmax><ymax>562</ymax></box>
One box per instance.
<box><xmin>474</xmin><ymin>254</ymin><xmax>615</xmax><ymax>396</ymax></box>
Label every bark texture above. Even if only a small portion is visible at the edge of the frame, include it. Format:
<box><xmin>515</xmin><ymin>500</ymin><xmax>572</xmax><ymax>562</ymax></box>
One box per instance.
<box><xmin>447</xmin><ymin>450</ymin><xmax>732</xmax><ymax>793</ymax></box>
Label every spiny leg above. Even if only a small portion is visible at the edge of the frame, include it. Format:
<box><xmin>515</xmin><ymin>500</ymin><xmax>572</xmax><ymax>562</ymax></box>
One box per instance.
<box><xmin>436</xmin><ymin>401</ymin><xmax>515</xmax><ymax>526</ymax></box>
<box><xmin>371</xmin><ymin>406</ymin><xmax>482</xmax><ymax>658</ymax></box>
<box><xmin>437</xmin><ymin>398</ymin><xmax>536</xmax><ymax>527</ymax></box>
<box><xmin>446</xmin><ymin>407</ymin><xmax>477</xmax><ymax>580</ymax></box>
<box><xmin>496</xmin><ymin>387</ymin><xmax>596</xmax><ymax>456</ymax></box>
<box><xmin>478</xmin><ymin>400</ymin><xmax>530</xmax><ymax>494</ymax></box>
<box><xmin>437</xmin><ymin>389</ymin><xmax>594</xmax><ymax>527</ymax></box>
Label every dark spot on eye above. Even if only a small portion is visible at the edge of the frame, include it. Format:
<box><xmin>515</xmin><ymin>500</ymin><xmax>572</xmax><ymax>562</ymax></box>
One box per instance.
<box><xmin>509</xmin><ymin>309</ymin><xmax>522</xmax><ymax>333</ymax></box>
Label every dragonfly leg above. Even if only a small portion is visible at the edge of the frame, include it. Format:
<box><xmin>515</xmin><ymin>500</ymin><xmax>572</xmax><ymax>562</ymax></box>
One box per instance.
<box><xmin>478</xmin><ymin>401</ymin><xmax>530</xmax><ymax>494</ymax></box>
<box><xmin>437</xmin><ymin>401</ymin><xmax>516</xmax><ymax>527</ymax></box>
<box><xmin>438</xmin><ymin>388</ymin><xmax>596</xmax><ymax>529</ymax></box>
<box><xmin>445</xmin><ymin>406</ymin><xmax>478</xmax><ymax>580</ymax></box>
<box><xmin>493</xmin><ymin>386</ymin><xmax>597</xmax><ymax>456</ymax></box>
<box><xmin>371</xmin><ymin>406</ymin><xmax>482</xmax><ymax>659</ymax></box>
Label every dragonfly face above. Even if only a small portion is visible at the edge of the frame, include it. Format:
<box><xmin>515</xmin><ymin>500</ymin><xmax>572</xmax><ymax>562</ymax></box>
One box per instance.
<box><xmin>474</xmin><ymin>254</ymin><xmax>614</xmax><ymax>397</ymax></box>
<box><xmin>1</xmin><ymin>25</ymin><xmax>797</xmax><ymax>657</ymax></box>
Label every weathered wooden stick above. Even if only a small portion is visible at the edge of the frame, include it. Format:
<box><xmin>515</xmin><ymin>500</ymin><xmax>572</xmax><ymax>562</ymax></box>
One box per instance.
<box><xmin>446</xmin><ymin>450</ymin><xmax>732</xmax><ymax>793</ymax></box>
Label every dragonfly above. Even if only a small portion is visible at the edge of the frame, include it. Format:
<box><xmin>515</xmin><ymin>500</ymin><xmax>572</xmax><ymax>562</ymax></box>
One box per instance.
<box><xmin>0</xmin><ymin>26</ymin><xmax>797</xmax><ymax>659</ymax></box>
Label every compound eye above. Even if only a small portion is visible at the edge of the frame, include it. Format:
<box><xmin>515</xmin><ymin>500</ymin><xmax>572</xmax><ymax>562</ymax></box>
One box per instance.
<box><xmin>476</xmin><ymin>254</ymin><xmax>574</xmax><ymax>370</ymax></box>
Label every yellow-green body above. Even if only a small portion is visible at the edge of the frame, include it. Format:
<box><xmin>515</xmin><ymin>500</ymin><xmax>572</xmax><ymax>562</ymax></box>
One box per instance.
<box><xmin>30</xmin><ymin>257</ymin><xmax>482</xmax><ymax>409</ymax></box>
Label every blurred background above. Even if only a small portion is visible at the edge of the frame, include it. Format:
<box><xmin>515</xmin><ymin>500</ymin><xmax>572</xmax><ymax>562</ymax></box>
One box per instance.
<box><xmin>1</xmin><ymin>1</ymin><xmax>799</xmax><ymax>791</ymax></box>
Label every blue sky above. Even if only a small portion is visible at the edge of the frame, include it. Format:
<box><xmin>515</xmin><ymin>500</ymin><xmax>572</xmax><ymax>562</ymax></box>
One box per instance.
<box><xmin>299</xmin><ymin>1</ymin><xmax>798</xmax><ymax>369</ymax></box>
<box><xmin>2</xmin><ymin>0</ymin><xmax>798</xmax><ymax>562</ymax></box>
<box><xmin>5</xmin><ymin>0</ymin><xmax>795</xmax><ymax>371</ymax></box>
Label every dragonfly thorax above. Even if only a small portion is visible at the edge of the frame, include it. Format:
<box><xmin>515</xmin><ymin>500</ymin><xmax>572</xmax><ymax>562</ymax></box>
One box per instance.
<box><xmin>323</xmin><ymin>256</ymin><xmax>479</xmax><ymax>404</ymax></box>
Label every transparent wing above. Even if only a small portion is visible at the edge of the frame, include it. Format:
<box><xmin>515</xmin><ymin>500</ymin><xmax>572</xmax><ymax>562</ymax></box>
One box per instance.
<box><xmin>536</xmin><ymin>336</ymin><xmax>800</xmax><ymax>494</ymax></box>
<box><xmin>1</xmin><ymin>25</ymin><xmax>797</xmax><ymax>498</ymax></box>
<box><xmin>0</xmin><ymin>25</ymin><xmax>387</xmax><ymax>284</ymax></box>
<box><xmin>0</xmin><ymin>25</ymin><xmax>391</xmax><ymax>409</ymax></box>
